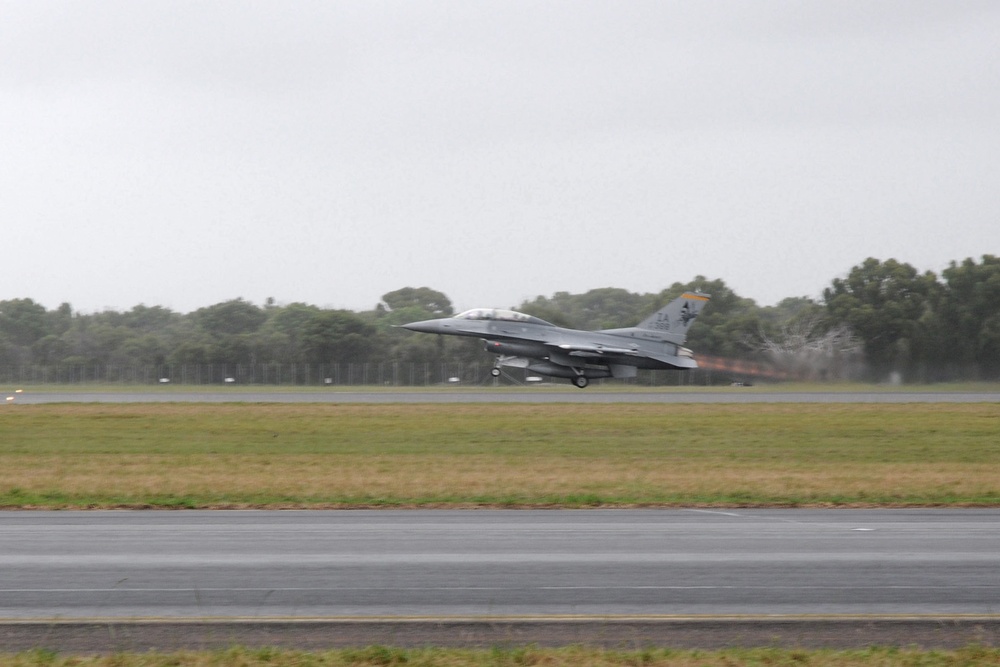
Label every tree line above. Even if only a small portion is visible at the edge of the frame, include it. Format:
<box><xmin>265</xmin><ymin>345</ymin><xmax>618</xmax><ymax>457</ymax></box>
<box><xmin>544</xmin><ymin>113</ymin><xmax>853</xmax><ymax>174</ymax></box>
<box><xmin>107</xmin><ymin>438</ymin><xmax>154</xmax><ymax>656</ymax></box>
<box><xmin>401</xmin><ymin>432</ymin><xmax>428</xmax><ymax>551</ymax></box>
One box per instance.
<box><xmin>1</xmin><ymin>255</ymin><xmax>997</xmax><ymax>383</ymax></box>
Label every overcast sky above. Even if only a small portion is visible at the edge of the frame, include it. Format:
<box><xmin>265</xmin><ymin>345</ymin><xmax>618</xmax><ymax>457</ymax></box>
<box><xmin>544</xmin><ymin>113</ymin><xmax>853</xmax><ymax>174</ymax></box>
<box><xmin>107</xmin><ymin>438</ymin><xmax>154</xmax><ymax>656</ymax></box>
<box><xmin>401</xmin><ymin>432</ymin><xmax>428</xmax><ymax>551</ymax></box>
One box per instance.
<box><xmin>2</xmin><ymin>1</ymin><xmax>997</xmax><ymax>315</ymax></box>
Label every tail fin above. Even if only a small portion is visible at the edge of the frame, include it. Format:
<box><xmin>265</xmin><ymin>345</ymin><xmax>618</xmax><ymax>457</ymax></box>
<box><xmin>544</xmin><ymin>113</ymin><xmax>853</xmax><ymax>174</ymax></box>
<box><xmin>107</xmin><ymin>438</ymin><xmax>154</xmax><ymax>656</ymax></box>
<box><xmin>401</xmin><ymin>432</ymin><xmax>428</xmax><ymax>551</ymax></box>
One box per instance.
<box><xmin>634</xmin><ymin>292</ymin><xmax>711</xmax><ymax>343</ymax></box>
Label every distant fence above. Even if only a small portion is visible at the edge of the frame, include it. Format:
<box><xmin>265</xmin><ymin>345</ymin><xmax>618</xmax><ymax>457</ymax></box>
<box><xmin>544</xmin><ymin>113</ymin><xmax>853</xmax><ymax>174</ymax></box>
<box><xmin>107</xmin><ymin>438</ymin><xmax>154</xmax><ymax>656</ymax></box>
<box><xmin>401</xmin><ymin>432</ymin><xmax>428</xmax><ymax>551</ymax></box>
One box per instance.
<box><xmin>0</xmin><ymin>361</ymin><xmax>771</xmax><ymax>387</ymax></box>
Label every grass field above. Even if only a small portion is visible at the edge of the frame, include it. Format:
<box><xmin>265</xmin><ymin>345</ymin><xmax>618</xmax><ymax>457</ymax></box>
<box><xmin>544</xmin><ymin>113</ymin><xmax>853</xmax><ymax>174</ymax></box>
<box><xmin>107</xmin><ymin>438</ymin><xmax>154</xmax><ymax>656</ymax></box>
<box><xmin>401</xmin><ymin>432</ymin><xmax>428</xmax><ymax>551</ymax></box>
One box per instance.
<box><xmin>1</xmin><ymin>402</ymin><xmax>998</xmax><ymax>508</ymax></box>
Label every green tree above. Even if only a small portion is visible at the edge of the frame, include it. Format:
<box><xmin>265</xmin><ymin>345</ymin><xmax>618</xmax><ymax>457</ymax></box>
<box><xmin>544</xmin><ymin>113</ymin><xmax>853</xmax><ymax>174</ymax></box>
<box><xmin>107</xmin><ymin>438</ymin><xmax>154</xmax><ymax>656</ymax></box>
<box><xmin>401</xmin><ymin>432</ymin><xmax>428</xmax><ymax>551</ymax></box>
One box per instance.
<box><xmin>823</xmin><ymin>258</ymin><xmax>938</xmax><ymax>380</ymax></box>
<box><xmin>759</xmin><ymin>297</ymin><xmax>824</xmax><ymax>328</ymax></box>
<box><xmin>168</xmin><ymin>338</ymin><xmax>213</xmax><ymax>366</ymax></box>
<box><xmin>58</xmin><ymin>316</ymin><xmax>136</xmax><ymax>365</ymax></box>
<box><xmin>46</xmin><ymin>302</ymin><xmax>74</xmax><ymax>337</ymax></box>
<box><xmin>300</xmin><ymin>310</ymin><xmax>378</xmax><ymax>364</ymax></box>
<box><xmin>517</xmin><ymin>289</ymin><xmax>656</xmax><ymax>330</ymax></box>
<box><xmin>121</xmin><ymin>334</ymin><xmax>169</xmax><ymax>366</ymax></box>
<box><xmin>182</xmin><ymin>299</ymin><xmax>269</xmax><ymax>366</ymax></box>
<box><xmin>0</xmin><ymin>298</ymin><xmax>48</xmax><ymax>347</ymax></box>
<box><xmin>514</xmin><ymin>297</ymin><xmax>576</xmax><ymax>328</ymax></box>
<box><xmin>193</xmin><ymin>299</ymin><xmax>267</xmax><ymax>336</ymax></box>
<box><xmin>939</xmin><ymin>255</ymin><xmax>1000</xmax><ymax>378</ymax></box>
<box><xmin>380</xmin><ymin>287</ymin><xmax>453</xmax><ymax>317</ymax></box>
<box><xmin>32</xmin><ymin>334</ymin><xmax>70</xmax><ymax>365</ymax></box>
<box><xmin>258</xmin><ymin>303</ymin><xmax>321</xmax><ymax>362</ymax></box>
<box><xmin>123</xmin><ymin>304</ymin><xmax>178</xmax><ymax>333</ymax></box>
<box><xmin>572</xmin><ymin>288</ymin><xmax>650</xmax><ymax>329</ymax></box>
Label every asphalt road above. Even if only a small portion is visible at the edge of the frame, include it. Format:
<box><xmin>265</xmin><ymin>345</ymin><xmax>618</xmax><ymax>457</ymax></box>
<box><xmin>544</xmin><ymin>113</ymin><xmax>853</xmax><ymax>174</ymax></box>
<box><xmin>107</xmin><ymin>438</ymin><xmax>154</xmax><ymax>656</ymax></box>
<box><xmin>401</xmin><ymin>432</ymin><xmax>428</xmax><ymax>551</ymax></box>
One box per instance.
<box><xmin>2</xmin><ymin>509</ymin><xmax>998</xmax><ymax>620</ymax></box>
<box><xmin>3</xmin><ymin>509</ymin><xmax>999</xmax><ymax>649</ymax></box>
<box><xmin>8</xmin><ymin>389</ymin><xmax>1000</xmax><ymax>403</ymax></box>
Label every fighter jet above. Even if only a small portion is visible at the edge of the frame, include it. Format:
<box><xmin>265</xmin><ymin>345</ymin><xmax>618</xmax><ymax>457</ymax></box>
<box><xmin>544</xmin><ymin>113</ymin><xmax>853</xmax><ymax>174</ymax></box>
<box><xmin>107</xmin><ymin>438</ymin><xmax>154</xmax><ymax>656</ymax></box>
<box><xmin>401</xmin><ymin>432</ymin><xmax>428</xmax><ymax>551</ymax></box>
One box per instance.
<box><xmin>400</xmin><ymin>292</ymin><xmax>710</xmax><ymax>388</ymax></box>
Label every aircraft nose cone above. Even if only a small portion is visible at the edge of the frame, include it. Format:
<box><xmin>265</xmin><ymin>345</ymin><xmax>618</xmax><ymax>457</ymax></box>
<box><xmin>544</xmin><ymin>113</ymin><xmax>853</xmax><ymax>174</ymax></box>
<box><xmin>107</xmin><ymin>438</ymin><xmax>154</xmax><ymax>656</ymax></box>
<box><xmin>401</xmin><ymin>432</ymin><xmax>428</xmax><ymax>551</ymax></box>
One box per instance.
<box><xmin>399</xmin><ymin>319</ymin><xmax>446</xmax><ymax>334</ymax></box>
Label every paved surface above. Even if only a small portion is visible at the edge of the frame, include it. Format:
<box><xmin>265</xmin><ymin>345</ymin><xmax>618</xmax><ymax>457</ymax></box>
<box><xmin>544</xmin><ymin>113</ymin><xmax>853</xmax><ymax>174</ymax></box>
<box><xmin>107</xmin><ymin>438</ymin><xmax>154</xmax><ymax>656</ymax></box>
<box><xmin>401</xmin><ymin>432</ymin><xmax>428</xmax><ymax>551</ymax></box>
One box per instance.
<box><xmin>3</xmin><ymin>509</ymin><xmax>999</xmax><ymax>649</ymax></box>
<box><xmin>2</xmin><ymin>509</ymin><xmax>998</xmax><ymax>618</ymax></box>
<box><xmin>3</xmin><ymin>618</ymin><xmax>999</xmax><ymax>652</ymax></box>
<box><xmin>8</xmin><ymin>390</ymin><xmax>1000</xmax><ymax>403</ymax></box>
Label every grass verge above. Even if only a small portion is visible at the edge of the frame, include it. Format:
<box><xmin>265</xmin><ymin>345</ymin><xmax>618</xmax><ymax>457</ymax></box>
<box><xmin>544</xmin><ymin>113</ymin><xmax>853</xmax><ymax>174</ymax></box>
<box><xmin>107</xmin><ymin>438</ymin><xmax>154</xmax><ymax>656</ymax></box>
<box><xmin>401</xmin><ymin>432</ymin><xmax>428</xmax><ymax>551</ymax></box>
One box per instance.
<box><xmin>1</xmin><ymin>403</ymin><xmax>998</xmax><ymax>508</ymax></box>
<box><xmin>6</xmin><ymin>646</ymin><xmax>1000</xmax><ymax>667</ymax></box>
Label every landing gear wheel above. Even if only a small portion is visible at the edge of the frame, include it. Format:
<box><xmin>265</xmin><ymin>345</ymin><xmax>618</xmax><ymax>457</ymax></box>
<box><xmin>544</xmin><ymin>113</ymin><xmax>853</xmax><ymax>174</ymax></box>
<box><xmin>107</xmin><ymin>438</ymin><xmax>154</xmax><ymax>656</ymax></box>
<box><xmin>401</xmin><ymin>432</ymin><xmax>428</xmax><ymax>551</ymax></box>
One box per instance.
<box><xmin>573</xmin><ymin>376</ymin><xmax>589</xmax><ymax>389</ymax></box>
<box><xmin>490</xmin><ymin>367</ymin><xmax>501</xmax><ymax>377</ymax></box>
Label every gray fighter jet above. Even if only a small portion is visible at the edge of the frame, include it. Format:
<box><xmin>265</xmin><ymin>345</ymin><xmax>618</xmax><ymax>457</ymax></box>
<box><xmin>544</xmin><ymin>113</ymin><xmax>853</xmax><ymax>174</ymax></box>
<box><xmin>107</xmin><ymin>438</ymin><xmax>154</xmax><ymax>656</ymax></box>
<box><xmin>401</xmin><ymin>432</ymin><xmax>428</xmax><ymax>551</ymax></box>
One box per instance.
<box><xmin>400</xmin><ymin>292</ymin><xmax>710</xmax><ymax>388</ymax></box>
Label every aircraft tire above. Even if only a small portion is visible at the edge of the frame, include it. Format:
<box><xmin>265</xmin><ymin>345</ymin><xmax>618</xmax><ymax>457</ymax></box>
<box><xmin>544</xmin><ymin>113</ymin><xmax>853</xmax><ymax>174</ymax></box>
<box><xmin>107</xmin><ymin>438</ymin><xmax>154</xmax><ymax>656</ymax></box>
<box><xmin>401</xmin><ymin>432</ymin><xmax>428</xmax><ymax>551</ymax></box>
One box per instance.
<box><xmin>573</xmin><ymin>376</ymin><xmax>589</xmax><ymax>389</ymax></box>
<box><xmin>490</xmin><ymin>368</ymin><xmax>501</xmax><ymax>377</ymax></box>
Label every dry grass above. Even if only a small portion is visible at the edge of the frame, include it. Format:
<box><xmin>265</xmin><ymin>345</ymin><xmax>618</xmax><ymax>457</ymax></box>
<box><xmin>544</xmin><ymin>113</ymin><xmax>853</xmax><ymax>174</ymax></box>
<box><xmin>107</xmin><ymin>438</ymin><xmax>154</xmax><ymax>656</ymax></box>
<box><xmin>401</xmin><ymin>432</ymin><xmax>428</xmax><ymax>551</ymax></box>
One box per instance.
<box><xmin>4</xmin><ymin>646</ymin><xmax>1000</xmax><ymax>667</ymax></box>
<box><xmin>1</xmin><ymin>403</ymin><xmax>998</xmax><ymax>507</ymax></box>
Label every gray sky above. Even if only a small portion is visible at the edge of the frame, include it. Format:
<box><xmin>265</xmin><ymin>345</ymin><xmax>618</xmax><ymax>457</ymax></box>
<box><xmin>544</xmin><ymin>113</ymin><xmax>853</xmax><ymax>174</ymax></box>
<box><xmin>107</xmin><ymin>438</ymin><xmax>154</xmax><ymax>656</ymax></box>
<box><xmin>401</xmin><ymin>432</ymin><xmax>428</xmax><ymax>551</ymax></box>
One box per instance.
<box><xmin>3</xmin><ymin>1</ymin><xmax>998</xmax><ymax>315</ymax></box>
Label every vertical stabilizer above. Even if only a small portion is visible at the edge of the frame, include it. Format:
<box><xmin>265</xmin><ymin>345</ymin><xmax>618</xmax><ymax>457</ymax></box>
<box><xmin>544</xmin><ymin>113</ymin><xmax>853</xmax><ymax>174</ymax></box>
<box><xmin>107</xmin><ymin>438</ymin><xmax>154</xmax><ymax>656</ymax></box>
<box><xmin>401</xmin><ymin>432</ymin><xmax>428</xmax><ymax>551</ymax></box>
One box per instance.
<box><xmin>634</xmin><ymin>292</ymin><xmax>711</xmax><ymax>343</ymax></box>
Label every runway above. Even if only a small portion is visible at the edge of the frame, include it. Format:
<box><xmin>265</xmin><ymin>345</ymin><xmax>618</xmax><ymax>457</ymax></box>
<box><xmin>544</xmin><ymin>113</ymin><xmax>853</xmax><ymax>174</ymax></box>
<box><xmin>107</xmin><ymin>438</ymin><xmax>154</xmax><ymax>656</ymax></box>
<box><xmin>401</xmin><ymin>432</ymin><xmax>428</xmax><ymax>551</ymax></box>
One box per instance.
<box><xmin>2</xmin><ymin>509</ymin><xmax>998</xmax><ymax>619</ymax></box>
<box><xmin>8</xmin><ymin>389</ymin><xmax>1000</xmax><ymax>403</ymax></box>
<box><xmin>2</xmin><ymin>509</ymin><xmax>998</xmax><ymax>648</ymax></box>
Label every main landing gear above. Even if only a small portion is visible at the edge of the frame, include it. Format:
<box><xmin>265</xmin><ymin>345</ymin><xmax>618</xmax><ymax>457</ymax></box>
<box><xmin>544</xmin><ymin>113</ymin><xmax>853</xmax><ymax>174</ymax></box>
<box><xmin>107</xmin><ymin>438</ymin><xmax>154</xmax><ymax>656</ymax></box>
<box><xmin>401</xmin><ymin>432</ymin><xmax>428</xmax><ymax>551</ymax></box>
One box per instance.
<box><xmin>490</xmin><ymin>367</ymin><xmax>501</xmax><ymax>378</ymax></box>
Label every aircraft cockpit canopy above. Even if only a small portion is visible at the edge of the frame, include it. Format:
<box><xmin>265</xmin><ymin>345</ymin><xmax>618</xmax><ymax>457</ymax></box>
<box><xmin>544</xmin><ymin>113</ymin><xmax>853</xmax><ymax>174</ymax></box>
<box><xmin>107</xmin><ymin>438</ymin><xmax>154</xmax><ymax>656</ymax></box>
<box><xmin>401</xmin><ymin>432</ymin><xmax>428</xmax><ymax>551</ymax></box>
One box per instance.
<box><xmin>455</xmin><ymin>309</ymin><xmax>554</xmax><ymax>327</ymax></box>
